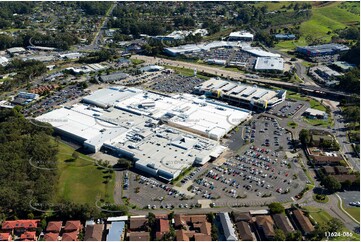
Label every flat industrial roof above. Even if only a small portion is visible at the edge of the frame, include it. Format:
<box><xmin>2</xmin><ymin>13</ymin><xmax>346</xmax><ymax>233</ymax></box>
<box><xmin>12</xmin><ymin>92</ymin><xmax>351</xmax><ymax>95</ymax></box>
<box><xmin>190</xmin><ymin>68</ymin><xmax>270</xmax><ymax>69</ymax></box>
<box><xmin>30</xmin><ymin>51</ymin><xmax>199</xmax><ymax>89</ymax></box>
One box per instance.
<box><xmin>242</xmin><ymin>47</ymin><xmax>281</xmax><ymax>57</ymax></box>
<box><xmin>255</xmin><ymin>57</ymin><xmax>284</xmax><ymax>71</ymax></box>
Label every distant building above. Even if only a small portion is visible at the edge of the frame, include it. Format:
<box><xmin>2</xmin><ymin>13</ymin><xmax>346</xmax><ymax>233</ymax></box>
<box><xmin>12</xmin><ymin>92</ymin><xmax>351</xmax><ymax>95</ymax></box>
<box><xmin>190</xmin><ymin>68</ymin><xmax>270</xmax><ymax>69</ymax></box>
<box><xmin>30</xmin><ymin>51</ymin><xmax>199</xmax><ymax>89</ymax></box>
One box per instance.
<box><xmin>229</xmin><ymin>31</ymin><xmax>254</xmax><ymax>41</ymax></box>
<box><xmin>254</xmin><ymin>57</ymin><xmax>284</xmax><ymax>72</ymax></box>
<box><xmin>219</xmin><ymin>212</ymin><xmax>238</xmax><ymax>241</ymax></box>
<box><xmin>11</xmin><ymin>92</ymin><xmax>39</xmax><ymax>106</ymax></box>
<box><xmin>27</xmin><ymin>46</ymin><xmax>57</xmax><ymax>51</ymax></box>
<box><xmin>332</xmin><ymin>61</ymin><xmax>356</xmax><ymax>72</ymax></box>
<box><xmin>6</xmin><ymin>47</ymin><xmax>26</xmax><ymax>55</ymax></box>
<box><xmin>274</xmin><ymin>34</ymin><xmax>296</xmax><ymax>40</ymax></box>
<box><xmin>99</xmin><ymin>72</ymin><xmax>129</xmax><ymax>83</ymax></box>
<box><xmin>59</xmin><ymin>52</ymin><xmax>83</xmax><ymax>60</ymax></box>
<box><xmin>139</xmin><ymin>65</ymin><xmax>164</xmax><ymax>72</ymax></box>
<box><xmin>296</xmin><ymin>44</ymin><xmax>349</xmax><ymax>57</ymax></box>
<box><xmin>303</xmin><ymin>108</ymin><xmax>328</xmax><ymax>120</ymax></box>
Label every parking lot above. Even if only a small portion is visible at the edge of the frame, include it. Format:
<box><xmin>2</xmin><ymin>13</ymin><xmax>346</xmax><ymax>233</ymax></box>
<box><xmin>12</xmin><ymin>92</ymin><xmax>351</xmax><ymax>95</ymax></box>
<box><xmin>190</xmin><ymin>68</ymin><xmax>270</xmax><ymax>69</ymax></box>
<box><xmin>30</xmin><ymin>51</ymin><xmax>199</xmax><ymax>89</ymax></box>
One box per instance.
<box><xmin>145</xmin><ymin>73</ymin><xmax>205</xmax><ymax>94</ymax></box>
<box><xmin>118</xmin><ymin>116</ymin><xmax>307</xmax><ymax>210</ymax></box>
<box><xmin>23</xmin><ymin>84</ymin><xmax>87</xmax><ymax>117</ymax></box>
<box><xmin>266</xmin><ymin>101</ymin><xmax>304</xmax><ymax>118</ymax></box>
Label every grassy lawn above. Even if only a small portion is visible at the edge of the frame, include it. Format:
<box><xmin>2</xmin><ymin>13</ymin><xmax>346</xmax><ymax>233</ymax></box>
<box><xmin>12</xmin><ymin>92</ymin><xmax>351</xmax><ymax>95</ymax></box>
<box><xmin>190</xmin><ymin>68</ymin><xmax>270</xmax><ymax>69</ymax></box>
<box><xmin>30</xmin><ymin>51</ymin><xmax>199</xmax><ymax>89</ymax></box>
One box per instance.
<box><xmin>130</xmin><ymin>59</ymin><xmax>145</xmax><ymax>65</ymax></box>
<box><xmin>309</xmin><ymin>99</ymin><xmax>326</xmax><ymax>111</ymax></box>
<box><xmin>344</xmin><ymin>207</ymin><xmax>360</xmax><ymax>222</ymax></box>
<box><xmin>56</xmin><ymin>140</ymin><xmax>115</xmax><ymax>204</ymax></box>
<box><xmin>254</xmin><ymin>1</ymin><xmax>294</xmax><ymax>11</ymax></box>
<box><xmin>164</xmin><ymin>65</ymin><xmax>211</xmax><ymax>80</ymax></box>
<box><xmin>304</xmin><ymin>206</ymin><xmax>360</xmax><ymax>241</ymax></box>
<box><xmin>287</xmin><ymin>121</ymin><xmax>298</xmax><ymax>129</ymax></box>
<box><xmin>303</xmin><ymin>117</ymin><xmax>333</xmax><ymax>128</ymax></box>
<box><xmin>312</xmin><ymin>194</ymin><xmax>329</xmax><ymax>203</ymax></box>
<box><xmin>275</xmin><ymin>2</ymin><xmax>359</xmax><ymax>51</ymax></box>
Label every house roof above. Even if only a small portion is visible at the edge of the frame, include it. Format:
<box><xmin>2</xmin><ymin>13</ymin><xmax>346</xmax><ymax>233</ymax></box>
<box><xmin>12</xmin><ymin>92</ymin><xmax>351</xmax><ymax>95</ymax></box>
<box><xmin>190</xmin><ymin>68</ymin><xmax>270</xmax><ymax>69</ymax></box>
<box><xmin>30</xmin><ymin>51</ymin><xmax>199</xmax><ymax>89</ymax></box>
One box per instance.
<box><xmin>1</xmin><ymin>220</ymin><xmax>39</xmax><ymax>230</ymax></box>
<box><xmin>0</xmin><ymin>233</ymin><xmax>11</xmax><ymax>241</ymax></box>
<box><xmin>272</xmin><ymin>214</ymin><xmax>294</xmax><ymax>234</ymax></box>
<box><xmin>158</xmin><ymin>219</ymin><xmax>170</xmax><ymax>233</ymax></box>
<box><xmin>46</xmin><ymin>221</ymin><xmax>63</xmax><ymax>233</ymax></box>
<box><xmin>233</xmin><ymin>212</ymin><xmax>252</xmax><ymax>222</ymax></box>
<box><xmin>20</xmin><ymin>231</ymin><xmax>36</xmax><ymax>240</ymax></box>
<box><xmin>331</xmin><ymin>174</ymin><xmax>358</xmax><ymax>183</ymax></box>
<box><xmin>322</xmin><ymin>166</ymin><xmax>335</xmax><ymax>174</ymax></box>
<box><xmin>335</xmin><ymin>166</ymin><xmax>349</xmax><ymax>174</ymax></box>
<box><xmin>61</xmin><ymin>231</ymin><xmax>78</xmax><ymax>241</ymax></box>
<box><xmin>64</xmin><ymin>221</ymin><xmax>82</xmax><ymax>232</ymax></box>
<box><xmin>128</xmin><ymin>231</ymin><xmax>150</xmax><ymax>241</ymax></box>
<box><xmin>44</xmin><ymin>233</ymin><xmax>59</xmax><ymax>241</ymax></box>
<box><xmin>176</xmin><ymin>230</ymin><xmax>189</xmax><ymax>241</ymax></box>
<box><xmin>174</xmin><ymin>214</ymin><xmax>207</xmax><ymax>228</ymax></box>
<box><xmin>129</xmin><ymin>217</ymin><xmax>148</xmax><ymax>231</ymax></box>
<box><xmin>256</xmin><ymin>216</ymin><xmax>275</xmax><ymax>238</ymax></box>
<box><xmin>293</xmin><ymin>210</ymin><xmax>314</xmax><ymax>234</ymax></box>
<box><xmin>194</xmin><ymin>233</ymin><xmax>212</xmax><ymax>241</ymax></box>
<box><xmin>312</xmin><ymin>155</ymin><xmax>342</xmax><ymax>163</ymax></box>
<box><xmin>235</xmin><ymin>221</ymin><xmax>253</xmax><ymax>241</ymax></box>
<box><xmin>84</xmin><ymin>224</ymin><xmax>103</xmax><ymax>241</ymax></box>
<box><xmin>219</xmin><ymin>212</ymin><xmax>238</xmax><ymax>241</ymax></box>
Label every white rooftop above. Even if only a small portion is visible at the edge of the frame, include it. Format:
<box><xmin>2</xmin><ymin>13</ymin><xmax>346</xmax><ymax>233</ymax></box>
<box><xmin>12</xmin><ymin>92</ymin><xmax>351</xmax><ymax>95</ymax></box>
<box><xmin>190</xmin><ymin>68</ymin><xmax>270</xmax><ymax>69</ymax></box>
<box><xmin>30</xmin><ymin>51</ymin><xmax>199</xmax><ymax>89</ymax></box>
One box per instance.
<box><xmin>229</xmin><ymin>31</ymin><xmax>254</xmax><ymax>39</ymax></box>
<box><xmin>255</xmin><ymin>57</ymin><xmax>284</xmax><ymax>71</ymax></box>
<box><xmin>242</xmin><ymin>47</ymin><xmax>281</xmax><ymax>57</ymax></box>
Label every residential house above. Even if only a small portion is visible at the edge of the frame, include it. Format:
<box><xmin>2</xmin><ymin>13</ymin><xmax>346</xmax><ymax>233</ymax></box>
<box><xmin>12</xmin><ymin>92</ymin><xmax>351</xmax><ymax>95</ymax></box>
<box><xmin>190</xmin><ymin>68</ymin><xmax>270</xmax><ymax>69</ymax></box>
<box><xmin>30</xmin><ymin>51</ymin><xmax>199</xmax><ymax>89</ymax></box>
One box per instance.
<box><xmin>255</xmin><ymin>216</ymin><xmax>275</xmax><ymax>240</ymax></box>
<box><xmin>61</xmin><ymin>231</ymin><xmax>78</xmax><ymax>241</ymax></box>
<box><xmin>0</xmin><ymin>233</ymin><xmax>11</xmax><ymax>241</ymax></box>
<box><xmin>106</xmin><ymin>221</ymin><xmax>125</xmax><ymax>241</ymax></box>
<box><xmin>334</xmin><ymin>166</ymin><xmax>349</xmax><ymax>175</ymax></box>
<box><xmin>19</xmin><ymin>231</ymin><xmax>36</xmax><ymax>241</ymax></box>
<box><xmin>129</xmin><ymin>217</ymin><xmax>148</xmax><ymax>232</ymax></box>
<box><xmin>43</xmin><ymin>233</ymin><xmax>59</xmax><ymax>241</ymax></box>
<box><xmin>155</xmin><ymin>219</ymin><xmax>170</xmax><ymax>240</ymax></box>
<box><xmin>46</xmin><ymin>221</ymin><xmax>63</xmax><ymax>233</ymax></box>
<box><xmin>322</xmin><ymin>166</ymin><xmax>336</xmax><ymax>175</ymax></box>
<box><xmin>272</xmin><ymin>214</ymin><xmax>294</xmax><ymax>234</ymax></box>
<box><xmin>128</xmin><ymin>231</ymin><xmax>150</xmax><ymax>241</ymax></box>
<box><xmin>232</xmin><ymin>212</ymin><xmax>252</xmax><ymax>223</ymax></box>
<box><xmin>292</xmin><ymin>210</ymin><xmax>314</xmax><ymax>235</ymax></box>
<box><xmin>311</xmin><ymin>155</ymin><xmax>342</xmax><ymax>166</ymax></box>
<box><xmin>84</xmin><ymin>224</ymin><xmax>103</xmax><ymax>241</ymax></box>
<box><xmin>235</xmin><ymin>221</ymin><xmax>254</xmax><ymax>241</ymax></box>
<box><xmin>174</xmin><ymin>214</ymin><xmax>212</xmax><ymax>241</ymax></box>
<box><xmin>331</xmin><ymin>174</ymin><xmax>358</xmax><ymax>183</ymax></box>
<box><xmin>63</xmin><ymin>221</ymin><xmax>82</xmax><ymax>233</ymax></box>
<box><xmin>1</xmin><ymin>220</ymin><xmax>40</xmax><ymax>233</ymax></box>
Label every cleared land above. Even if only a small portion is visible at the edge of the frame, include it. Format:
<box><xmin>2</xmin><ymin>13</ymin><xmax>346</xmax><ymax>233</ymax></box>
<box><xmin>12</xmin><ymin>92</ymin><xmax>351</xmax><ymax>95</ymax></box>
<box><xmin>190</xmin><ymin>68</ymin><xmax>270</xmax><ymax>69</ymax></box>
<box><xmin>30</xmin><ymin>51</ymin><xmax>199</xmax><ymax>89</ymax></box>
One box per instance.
<box><xmin>56</xmin><ymin>140</ymin><xmax>115</xmax><ymax>204</ymax></box>
<box><xmin>275</xmin><ymin>2</ymin><xmax>360</xmax><ymax>50</ymax></box>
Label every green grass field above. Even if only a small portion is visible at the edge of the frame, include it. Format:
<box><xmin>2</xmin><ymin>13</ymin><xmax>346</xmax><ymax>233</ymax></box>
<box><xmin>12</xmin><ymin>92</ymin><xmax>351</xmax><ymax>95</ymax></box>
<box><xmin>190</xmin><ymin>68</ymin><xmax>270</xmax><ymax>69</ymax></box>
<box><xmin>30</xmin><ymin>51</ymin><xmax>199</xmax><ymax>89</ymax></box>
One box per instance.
<box><xmin>55</xmin><ymin>140</ymin><xmax>115</xmax><ymax>204</ymax></box>
<box><xmin>304</xmin><ymin>206</ymin><xmax>360</xmax><ymax>241</ymax></box>
<box><xmin>275</xmin><ymin>2</ymin><xmax>360</xmax><ymax>50</ymax></box>
<box><xmin>164</xmin><ymin>65</ymin><xmax>211</xmax><ymax>80</ymax></box>
<box><xmin>303</xmin><ymin>117</ymin><xmax>333</xmax><ymax>128</ymax></box>
<box><xmin>344</xmin><ymin>207</ymin><xmax>360</xmax><ymax>222</ymax></box>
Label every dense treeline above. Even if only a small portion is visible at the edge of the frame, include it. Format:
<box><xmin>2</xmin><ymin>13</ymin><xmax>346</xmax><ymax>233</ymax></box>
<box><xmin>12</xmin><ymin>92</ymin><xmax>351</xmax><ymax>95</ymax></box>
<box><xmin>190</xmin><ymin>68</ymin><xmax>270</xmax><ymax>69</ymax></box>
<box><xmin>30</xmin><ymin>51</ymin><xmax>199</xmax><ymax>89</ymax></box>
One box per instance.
<box><xmin>0</xmin><ymin>2</ymin><xmax>35</xmax><ymax>29</ymax></box>
<box><xmin>338</xmin><ymin>68</ymin><xmax>360</xmax><ymax>94</ymax></box>
<box><xmin>0</xmin><ymin>59</ymin><xmax>47</xmax><ymax>91</ymax></box>
<box><xmin>76</xmin><ymin>2</ymin><xmax>112</xmax><ymax>15</ymax></box>
<box><xmin>0</xmin><ymin>31</ymin><xmax>78</xmax><ymax>51</ymax></box>
<box><xmin>0</xmin><ymin>109</ymin><xmax>57</xmax><ymax>219</ymax></box>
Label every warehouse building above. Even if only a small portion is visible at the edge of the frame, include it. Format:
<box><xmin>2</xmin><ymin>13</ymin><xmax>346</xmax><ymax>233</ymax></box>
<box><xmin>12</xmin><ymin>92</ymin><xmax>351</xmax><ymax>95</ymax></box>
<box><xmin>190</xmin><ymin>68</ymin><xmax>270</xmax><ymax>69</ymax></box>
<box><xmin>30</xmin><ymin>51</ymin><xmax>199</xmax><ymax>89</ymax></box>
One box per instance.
<box><xmin>194</xmin><ymin>78</ymin><xmax>286</xmax><ymax>110</ymax></box>
<box><xmin>99</xmin><ymin>72</ymin><xmax>129</xmax><ymax>83</ymax></box>
<box><xmin>6</xmin><ymin>47</ymin><xmax>26</xmax><ymax>56</ymax></box>
<box><xmin>228</xmin><ymin>31</ymin><xmax>254</xmax><ymax>41</ymax></box>
<box><xmin>254</xmin><ymin>57</ymin><xmax>284</xmax><ymax>72</ymax></box>
<box><xmin>303</xmin><ymin>108</ymin><xmax>328</xmax><ymax>120</ymax></box>
<box><xmin>296</xmin><ymin>44</ymin><xmax>349</xmax><ymax>57</ymax></box>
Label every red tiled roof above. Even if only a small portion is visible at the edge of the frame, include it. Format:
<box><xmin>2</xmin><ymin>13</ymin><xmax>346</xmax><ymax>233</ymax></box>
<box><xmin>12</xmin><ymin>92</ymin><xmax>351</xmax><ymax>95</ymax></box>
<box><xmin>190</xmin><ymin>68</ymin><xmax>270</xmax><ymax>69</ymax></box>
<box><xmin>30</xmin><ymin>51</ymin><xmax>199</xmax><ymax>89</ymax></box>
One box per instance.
<box><xmin>293</xmin><ymin>210</ymin><xmax>314</xmax><ymax>234</ymax></box>
<box><xmin>61</xmin><ymin>232</ymin><xmax>78</xmax><ymax>241</ymax></box>
<box><xmin>46</xmin><ymin>221</ymin><xmax>62</xmax><ymax>233</ymax></box>
<box><xmin>44</xmin><ymin>233</ymin><xmax>58</xmax><ymax>241</ymax></box>
<box><xmin>129</xmin><ymin>218</ymin><xmax>147</xmax><ymax>231</ymax></box>
<box><xmin>64</xmin><ymin>221</ymin><xmax>82</xmax><ymax>232</ymax></box>
<box><xmin>159</xmin><ymin>219</ymin><xmax>170</xmax><ymax>233</ymax></box>
<box><xmin>194</xmin><ymin>233</ymin><xmax>212</xmax><ymax>241</ymax></box>
<box><xmin>1</xmin><ymin>220</ymin><xmax>40</xmax><ymax>230</ymax></box>
<box><xmin>20</xmin><ymin>231</ymin><xmax>36</xmax><ymax>240</ymax></box>
<box><xmin>0</xmin><ymin>233</ymin><xmax>11</xmax><ymax>241</ymax></box>
<box><xmin>128</xmin><ymin>232</ymin><xmax>150</xmax><ymax>241</ymax></box>
<box><xmin>176</xmin><ymin>230</ymin><xmax>189</xmax><ymax>241</ymax></box>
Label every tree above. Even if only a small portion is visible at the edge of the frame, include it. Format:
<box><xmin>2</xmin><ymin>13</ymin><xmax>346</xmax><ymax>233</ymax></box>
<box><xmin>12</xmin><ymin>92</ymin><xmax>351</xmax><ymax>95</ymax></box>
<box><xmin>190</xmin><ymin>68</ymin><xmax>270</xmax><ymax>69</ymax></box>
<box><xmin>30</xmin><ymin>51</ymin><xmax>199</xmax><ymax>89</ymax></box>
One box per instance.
<box><xmin>268</xmin><ymin>202</ymin><xmax>285</xmax><ymax>214</ymax></box>
<box><xmin>72</xmin><ymin>151</ymin><xmax>79</xmax><ymax>160</ymax></box>
<box><xmin>299</xmin><ymin>129</ymin><xmax>311</xmax><ymax>145</ymax></box>
<box><xmin>322</xmin><ymin>176</ymin><xmax>341</xmax><ymax>192</ymax></box>
<box><xmin>274</xmin><ymin>229</ymin><xmax>286</xmax><ymax>241</ymax></box>
<box><xmin>286</xmin><ymin>231</ymin><xmax>302</xmax><ymax>241</ymax></box>
<box><xmin>147</xmin><ymin>212</ymin><xmax>156</xmax><ymax>232</ymax></box>
<box><xmin>327</xmin><ymin>218</ymin><xmax>343</xmax><ymax>232</ymax></box>
<box><xmin>117</xmin><ymin>158</ymin><xmax>132</xmax><ymax>169</ymax></box>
